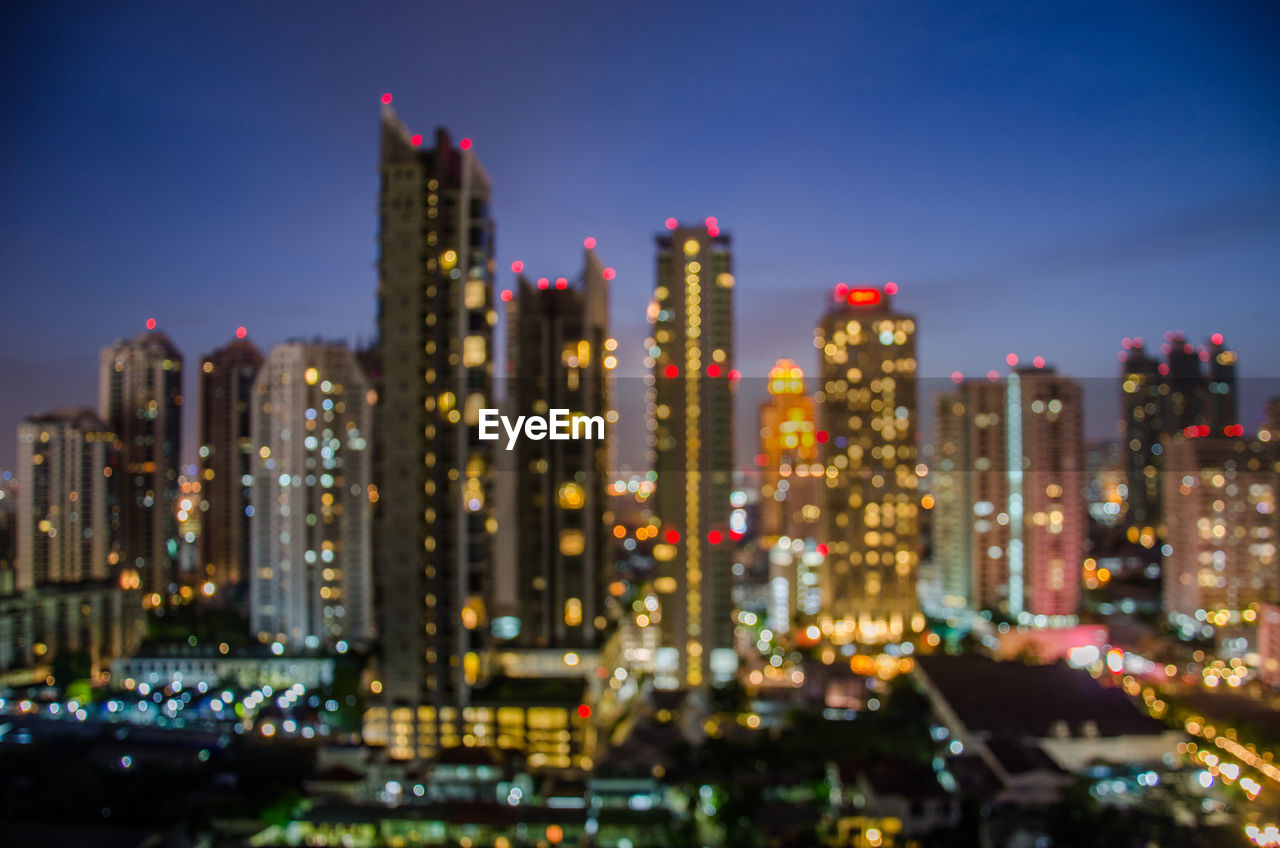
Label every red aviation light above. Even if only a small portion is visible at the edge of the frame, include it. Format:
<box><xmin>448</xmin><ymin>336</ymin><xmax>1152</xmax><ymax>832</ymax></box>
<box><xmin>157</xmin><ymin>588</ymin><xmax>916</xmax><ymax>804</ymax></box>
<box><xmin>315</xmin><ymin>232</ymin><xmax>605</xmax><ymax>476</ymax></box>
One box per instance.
<box><xmin>1033</xmin><ymin>356</ymin><xmax>1046</xmax><ymax>369</ymax></box>
<box><xmin>555</xmin><ymin>277</ymin><xmax>568</xmax><ymax>290</ymax></box>
<box><xmin>602</xmin><ymin>268</ymin><xmax>616</xmax><ymax>281</ymax></box>
<box><xmin>511</xmin><ymin>260</ymin><xmax>524</xmax><ymax>274</ymax></box>
<box><xmin>706</xmin><ymin>364</ymin><xmax>721</xmax><ymax>377</ymax></box>
<box><xmin>1211</xmin><ymin>333</ymin><xmax>1224</xmax><ymax>346</ymax></box>
<box><xmin>884</xmin><ymin>281</ymin><xmax>899</xmax><ymax>295</ymax></box>
<box><xmin>846</xmin><ymin>288</ymin><xmax>882</xmax><ymax>307</ymax></box>
<box><xmin>665</xmin><ymin>217</ymin><xmax>678</xmax><ymax>230</ymax></box>
<box><xmin>460</xmin><ymin>138</ymin><xmax>472</xmax><ymax>150</ymax></box>
<box><xmin>537</xmin><ymin>278</ymin><xmax>549</xmax><ymax>290</ymax></box>
<box><xmin>834</xmin><ymin>283</ymin><xmax>849</xmax><ymax>300</ymax></box>
<box><xmin>500</xmin><ymin>289</ymin><xmax>513</xmax><ymax>302</ymax></box>
<box><xmin>584</xmin><ymin>237</ymin><xmax>596</xmax><ymax>249</ymax></box>
<box><xmin>145</xmin><ymin>318</ymin><xmax>157</xmax><ymax>330</ymax></box>
<box><xmin>951</xmin><ymin>371</ymin><xmax>963</xmax><ymax>384</ymax></box>
<box><xmin>410</xmin><ymin>134</ymin><xmax>422</xmax><ymax>146</ymax></box>
<box><xmin>236</xmin><ymin>326</ymin><xmax>247</xmax><ymax>339</ymax></box>
<box><xmin>380</xmin><ymin>93</ymin><xmax>392</xmax><ymax>104</ymax></box>
<box><xmin>1006</xmin><ymin>353</ymin><xmax>1018</xmax><ymax>367</ymax></box>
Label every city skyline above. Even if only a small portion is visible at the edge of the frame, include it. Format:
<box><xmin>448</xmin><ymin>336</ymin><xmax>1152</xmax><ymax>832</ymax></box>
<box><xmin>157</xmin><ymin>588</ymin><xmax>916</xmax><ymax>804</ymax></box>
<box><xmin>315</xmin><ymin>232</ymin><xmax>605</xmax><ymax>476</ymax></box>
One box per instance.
<box><xmin>4</xmin><ymin>2</ymin><xmax>1280</xmax><ymax>472</ymax></box>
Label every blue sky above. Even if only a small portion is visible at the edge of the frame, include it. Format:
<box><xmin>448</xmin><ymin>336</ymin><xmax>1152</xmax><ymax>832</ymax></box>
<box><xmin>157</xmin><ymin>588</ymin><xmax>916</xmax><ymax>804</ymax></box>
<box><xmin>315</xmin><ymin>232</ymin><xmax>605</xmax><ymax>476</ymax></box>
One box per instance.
<box><xmin>2</xmin><ymin>1</ymin><xmax>1278</xmax><ymax>469</ymax></box>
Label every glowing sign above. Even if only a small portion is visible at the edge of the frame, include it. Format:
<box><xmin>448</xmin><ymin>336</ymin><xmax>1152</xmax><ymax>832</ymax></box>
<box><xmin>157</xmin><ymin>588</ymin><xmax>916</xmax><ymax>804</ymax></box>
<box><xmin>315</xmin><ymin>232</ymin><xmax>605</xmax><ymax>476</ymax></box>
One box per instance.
<box><xmin>845</xmin><ymin>288</ymin><xmax>882</xmax><ymax>306</ymax></box>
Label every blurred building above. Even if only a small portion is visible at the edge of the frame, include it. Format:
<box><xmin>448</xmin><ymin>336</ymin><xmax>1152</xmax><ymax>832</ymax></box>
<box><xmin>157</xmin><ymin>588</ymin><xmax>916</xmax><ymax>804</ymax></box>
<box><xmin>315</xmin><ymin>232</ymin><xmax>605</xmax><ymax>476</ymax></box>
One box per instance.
<box><xmin>758</xmin><ymin>360</ymin><xmax>822</xmax><ymax>637</ymax></box>
<box><xmin>814</xmin><ymin>284</ymin><xmax>921</xmax><ymax>645</ymax></box>
<box><xmin>1118</xmin><ymin>333</ymin><xmax>1237</xmax><ymax>537</ymax></box>
<box><xmin>16</xmin><ymin>409</ymin><xmax>118</xmax><ymax>589</ymax></box>
<box><xmin>648</xmin><ymin>220</ymin><xmax>737</xmax><ymax>690</ymax></box>
<box><xmin>1161</xmin><ymin>433</ymin><xmax>1278</xmax><ymax>638</ymax></box>
<box><xmin>198</xmin><ymin>332</ymin><xmax>263</xmax><ymax>602</ymax></box>
<box><xmin>99</xmin><ymin>328</ymin><xmax>183</xmax><ymax>599</ymax></box>
<box><xmin>249</xmin><ymin>342</ymin><xmax>374</xmax><ymax>649</ymax></box>
<box><xmin>934</xmin><ymin>365</ymin><xmax>1085</xmax><ymax>624</ymax></box>
<box><xmin>502</xmin><ymin>248</ymin><xmax>613</xmax><ymax>651</ymax></box>
<box><xmin>367</xmin><ymin>107</ymin><xmax>496</xmax><ymax>760</ymax></box>
<box><xmin>8</xmin><ymin>409</ymin><xmax>141</xmax><ymax>678</ymax></box>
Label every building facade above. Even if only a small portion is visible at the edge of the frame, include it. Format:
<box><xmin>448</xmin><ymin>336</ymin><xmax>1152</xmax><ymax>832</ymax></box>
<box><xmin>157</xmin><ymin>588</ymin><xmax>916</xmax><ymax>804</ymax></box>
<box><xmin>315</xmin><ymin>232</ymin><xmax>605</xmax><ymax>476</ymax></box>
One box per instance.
<box><xmin>249</xmin><ymin>342</ymin><xmax>374</xmax><ymax>649</ymax></box>
<box><xmin>814</xmin><ymin>285</ymin><xmax>921</xmax><ymax>645</ymax></box>
<box><xmin>934</xmin><ymin>366</ymin><xmax>1085</xmax><ymax>623</ymax></box>
<box><xmin>504</xmin><ymin>249</ymin><xmax>612</xmax><ymax>650</ymax></box>
<box><xmin>648</xmin><ymin>221</ymin><xmax>736</xmax><ymax>689</ymax></box>
<box><xmin>99</xmin><ymin>329</ymin><xmax>183</xmax><ymax>599</ymax></box>
<box><xmin>199</xmin><ymin>334</ymin><xmax>263</xmax><ymax>602</ymax></box>
<box><xmin>367</xmin><ymin>106</ymin><xmax>497</xmax><ymax>760</ymax></box>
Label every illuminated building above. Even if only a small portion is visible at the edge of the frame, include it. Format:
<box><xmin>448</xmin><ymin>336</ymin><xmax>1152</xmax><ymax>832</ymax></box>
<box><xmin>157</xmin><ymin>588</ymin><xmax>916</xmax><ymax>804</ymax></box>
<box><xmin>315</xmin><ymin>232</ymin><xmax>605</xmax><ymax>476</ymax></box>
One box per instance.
<box><xmin>368</xmin><ymin>100</ymin><xmax>496</xmax><ymax>760</ymax></box>
<box><xmin>198</xmin><ymin>332</ymin><xmax>262</xmax><ymax>602</ymax></box>
<box><xmin>648</xmin><ymin>219</ymin><xmax>736</xmax><ymax>689</ymax></box>
<box><xmin>16</xmin><ymin>409</ymin><xmax>118</xmax><ymax>589</ymax></box>
<box><xmin>934</xmin><ymin>364</ymin><xmax>1084</xmax><ymax>623</ymax></box>
<box><xmin>11</xmin><ymin>409</ymin><xmax>141</xmax><ymax>676</ymax></box>
<box><xmin>1258</xmin><ymin>602</ymin><xmax>1280</xmax><ymax>686</ymax></box>
<box><xmin>1161</xmin><ymin>433</ymin><xmax>1278</xmax><ymax>638</ymax></box>
<box><xmin>1118</xmin><ymin>332</ymin><xmax>1238</xmax><ymax>536</ymax></box>
<box><xmin>502</xmin><ymin>245</ymin><xmax>613</xmax><ymax>650</ymax></box>
<box><xmin>249</xmin><ymin>342</ymin><xmax>373</xmax><ymax>648</ymax></box>
<box><xmin>814</xmin><ymin>284</ymin><xmax>921</xmax><ymax>644</ymax></box>
<box><xmin>99</xmin><ymin>327</ymin><xmax>183</xmax><ymax>599</ymax></box>
<box><xmin>758</xmin><ymin>360</ymin><xmax>822</xmax><ymax>634</ymax></box>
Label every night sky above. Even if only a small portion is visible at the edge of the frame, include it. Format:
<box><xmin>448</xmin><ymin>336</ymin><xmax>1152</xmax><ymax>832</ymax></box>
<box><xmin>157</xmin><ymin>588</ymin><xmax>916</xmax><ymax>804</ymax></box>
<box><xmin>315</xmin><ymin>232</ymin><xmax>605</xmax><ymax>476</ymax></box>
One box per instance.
<box><xmin>3</xmin><ymin>1</ymin><xmax>1279</xmax><ymax>472</ymax></box>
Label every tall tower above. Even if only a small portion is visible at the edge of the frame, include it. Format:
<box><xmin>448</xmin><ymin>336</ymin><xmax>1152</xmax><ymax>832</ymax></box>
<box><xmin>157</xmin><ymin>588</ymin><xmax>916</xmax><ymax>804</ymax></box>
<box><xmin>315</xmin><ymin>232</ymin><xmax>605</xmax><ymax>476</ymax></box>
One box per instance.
<box><xmin>1163</xmin><ymin>434</ymin><xmax>1278</xmax><ymax>637</ymax></box>
<box><xmin>758</xmin><ymin>360</ymin><xmax>823</xmax><ymax>637</ymax></box>
<box><xmin>814</xmin><ymin>284</ymin><xmax>921</xmax><ymax>645</ymax></box>
<box><xmin>934</xmin><ymin>364</ymin><xmax>1084</xmax><ymax>622</ymax></box>
<box><xmin>1119</xmin><ymin>339</ymin><xmax>1164</xmax><ymax>528</ymax></box>
<box><xmin>16</xmin><ymin>409</ymin><xmax>118</xmax><ymax>590</ymax></box>
<box><xmin>503</xmin><ymin>247</ymin><xmax>612</xmax><ymax>650</ymax></box>
<box><xmin>370</xmin><ymin>100</ymin><xmax>496</xmax><ymax>760</ymax></box>
<box><xmin>649</xmin><ymin>219</ymin><xmax>736</xmax><ymax>690</ymax></box>
<box><xmin>198</xmin><ymin>331</ymin><xmax>263</xmax><ymax>602</ymax></box>
<box><xmin>99</xmin><ymin>327</ymin><xmax>183</xmax><ymax>600</ymax></box>
<box><xmin>248</xmin><ymin>342</ymin><xmax>374</xmax><ymax>648</ymax></box>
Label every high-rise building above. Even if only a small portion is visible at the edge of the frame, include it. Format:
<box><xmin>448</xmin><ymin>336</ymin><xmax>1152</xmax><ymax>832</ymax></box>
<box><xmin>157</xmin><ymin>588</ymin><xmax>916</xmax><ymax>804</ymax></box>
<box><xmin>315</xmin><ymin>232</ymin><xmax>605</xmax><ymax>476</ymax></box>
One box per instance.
<box><xmin>248</xmin><ymin>342</ymin><xmax>373</xmax><ymax>648</ymax></box>
<box><xmin>648</xmin><ymin>220</ymin><xmax>736</xmax><ymax>690</ymax></box>
<box><xmin>367</xmin><ymin>103</ymin><xmax>496</xmax><ymax>760</ymax></box>
<box><xmin>814</xmin><ymin>284</ymin><xmax>921</xmax><ymax>645</ymax></box>
<box><xmin>1118</xmin><ymin>332</ymin><xmax>1238</xmax><ymax>538</ymax></box>
<box><xmin>198</xmin><ymin>332</ymin><xmax>263</xmax><ymax>602</ymax></box>
<box><xmin>16</xmin><ymin>409</ymin><xmax>118</xmax><ymax>589</ymax></box>
<box><xmin>758</xmin><ymin>360</ymin><xmax>822</xmax><ymax>637</ymax></box>
<box><xmin>1162</xmin><ymin>433</ymin><xmax>1278</xmax><ymax>638</ymax></box>
<box><xmin>934</xmin><ymin>364</ymin><xmax>1085</xmax><ymax>623</ymax></box>
<box><xmin>99</xmin><ymin>328</ymin><xmax>183</xmax><ymax>599</ymax></box>
<box><xmin>502</xmin><ymin>248</ymin><xmax>612</xmax><ymax>650</ymax></box>
<box><xmin>758</xmin><ymin>359</ymin><xmax>821</xmax><ymax>542</ymax></box>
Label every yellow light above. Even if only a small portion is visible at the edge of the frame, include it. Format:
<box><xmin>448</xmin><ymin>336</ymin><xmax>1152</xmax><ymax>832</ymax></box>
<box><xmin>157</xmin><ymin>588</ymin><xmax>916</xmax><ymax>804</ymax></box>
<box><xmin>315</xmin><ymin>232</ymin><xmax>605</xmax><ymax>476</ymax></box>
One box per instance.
<box><xmin>304</xmin><ymin>367</ymin><xmax>319</xmax><ymax>385</ymax></box>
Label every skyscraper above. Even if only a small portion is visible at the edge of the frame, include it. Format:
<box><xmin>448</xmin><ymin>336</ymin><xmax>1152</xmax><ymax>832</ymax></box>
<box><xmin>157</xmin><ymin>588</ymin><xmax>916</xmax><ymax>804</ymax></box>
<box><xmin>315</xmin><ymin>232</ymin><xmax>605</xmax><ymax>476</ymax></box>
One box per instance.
<box><xmin>648</xmin><ymin>219</ymin><xmax>736</xmax><ymax>690</ymax></box>
<box><xmin>248</xmin><ymin>341</ymin><xmax>373</xmax><ymax>648</ymax></box>
<box><xmin>16</xmin><ymin>409</ymin><xmax>118</xmax><ymax>589</ymax></box>
<box><xmin>1118</xmin><ymin>332</ymin><xmax>1238</xmax><ymax>540</ymax></box>
<box><xmin>934</xmin><ymin>364</ymin><xmax>1085</xmax><ymax>623</ymax></box>
<box><xmin>814</xmin><ymin>284</ymin><xmax>921</xmax><ymax>645</ymax></box>
<box><xmin>503</xmin><ymin>248</ymin><xmax>612</xmax><ymax>650</ymax></box>
<box><xmin>198</xmin><ymin>332</ymin><xmax>263</xmax><ymax>602</ymax></box>
<box><xmin>758</xmin><ymin>360</ymin><xmax>822</xmax><ymax>637</ymax></box>
<box><xmin>368</xmin><ymin>102</ymin><xmax>496</xmax><ymax>760</ymax></box>
<box><xmin>1162</xmin><ymin>433</ymin><xmax>1278</xmax><ymax>638</ymax></box>
<box><xmin>99</xmin><ymin>328</ymin><xmax>183</xmax><ymax>600</ymax></box>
